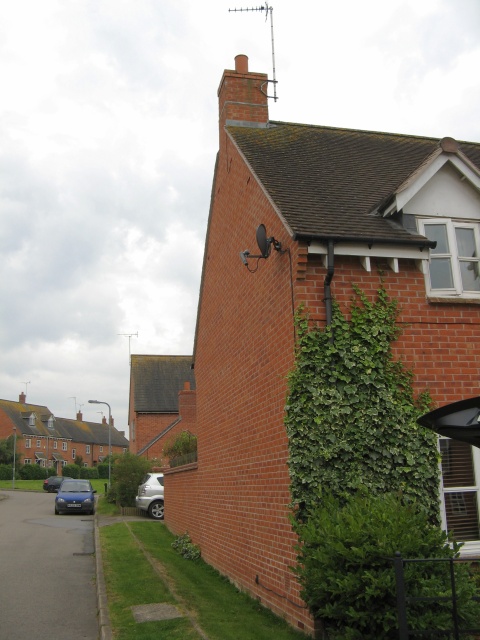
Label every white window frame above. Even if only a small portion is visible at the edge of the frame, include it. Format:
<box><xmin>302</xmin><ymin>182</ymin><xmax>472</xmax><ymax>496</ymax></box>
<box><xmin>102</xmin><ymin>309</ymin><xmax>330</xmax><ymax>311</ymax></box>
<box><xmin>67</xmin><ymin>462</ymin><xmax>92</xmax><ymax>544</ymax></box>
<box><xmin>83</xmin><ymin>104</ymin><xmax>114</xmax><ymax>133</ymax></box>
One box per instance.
<box><xmin>419</xmin><ymin>218</ymin><xmax>480</xmax><ymax>298</ymax></box>
<box><xmin>439</xmin><ymin>437</ymin><xmax>480</xmax><ymax>555</ymax></box>
<box><xmin>25</xmin><ymin>438</ymin><xmax>31</xmax><ymax>449</ymax></box>
<box><xmin>62</xmin><ymin>441</ymin><xmax>67</xmax><ymax>451</ymax></box>
<box><xmin>86</xmin><ymin>445</ymin><xmax>91</xmax><ymax>454</ymax></box>
<box><xmin>36</xmin><ymin>439</ymin><xmax>41</xmax><ymax>448</ymax></box>
<box><xmin>24</xmin><ymin>458</ymin><xmax>31</xmax><ymax>465</ymax></box>
<box><xmin>72</xmin><ymin>448</ymin><xmax>76</xmax><ymax>460</ymax></box>
<box><xmin>53</xmin><ymin>440</ymin><xmax>58</xmax><ymax>449</ymax></box>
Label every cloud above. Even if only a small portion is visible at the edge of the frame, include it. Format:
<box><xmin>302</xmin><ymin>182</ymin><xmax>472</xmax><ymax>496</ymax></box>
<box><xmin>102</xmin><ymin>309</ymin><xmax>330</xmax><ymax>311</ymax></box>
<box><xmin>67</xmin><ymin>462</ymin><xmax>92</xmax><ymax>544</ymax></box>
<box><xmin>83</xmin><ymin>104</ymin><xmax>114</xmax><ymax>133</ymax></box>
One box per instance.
<box><xmin>1</xmin><ymin>0</ymin><xmax>479</xmax><ymax>431</ymax></box>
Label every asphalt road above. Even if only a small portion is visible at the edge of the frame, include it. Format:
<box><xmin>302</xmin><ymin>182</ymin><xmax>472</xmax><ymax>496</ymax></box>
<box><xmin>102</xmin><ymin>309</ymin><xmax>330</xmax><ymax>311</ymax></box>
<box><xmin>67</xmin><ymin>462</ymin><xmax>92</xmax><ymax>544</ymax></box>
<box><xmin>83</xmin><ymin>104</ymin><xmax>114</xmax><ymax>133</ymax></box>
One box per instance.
<box><xmin>0</xmin><ymin>490</ymin><xmax>98</xmax><ymax>639</ymax></box>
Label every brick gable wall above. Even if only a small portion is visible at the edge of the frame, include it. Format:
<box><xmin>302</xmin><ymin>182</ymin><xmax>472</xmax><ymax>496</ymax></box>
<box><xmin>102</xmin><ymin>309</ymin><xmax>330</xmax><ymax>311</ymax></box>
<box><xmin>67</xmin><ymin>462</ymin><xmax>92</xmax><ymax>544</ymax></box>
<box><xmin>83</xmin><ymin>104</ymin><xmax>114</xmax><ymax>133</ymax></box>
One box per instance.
<box><xmin>164</xmin><ymin>56</ymin><xmax>480</xmax><ymax>637</ymax></box>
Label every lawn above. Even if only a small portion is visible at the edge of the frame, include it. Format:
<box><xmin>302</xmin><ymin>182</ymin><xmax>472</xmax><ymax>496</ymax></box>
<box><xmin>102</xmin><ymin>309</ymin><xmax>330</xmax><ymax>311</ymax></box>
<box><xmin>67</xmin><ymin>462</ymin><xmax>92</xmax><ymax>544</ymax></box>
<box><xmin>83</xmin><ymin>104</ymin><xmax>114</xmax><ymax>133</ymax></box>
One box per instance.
<box><xmin>100</xmin><ymin>521</ymin><xmax>308</xmax><ymax>640</ymax></box>
<box><xmin>0</xmin><ymin>478</ymin><xmax>109</xmax><ymax>494</ymax></box>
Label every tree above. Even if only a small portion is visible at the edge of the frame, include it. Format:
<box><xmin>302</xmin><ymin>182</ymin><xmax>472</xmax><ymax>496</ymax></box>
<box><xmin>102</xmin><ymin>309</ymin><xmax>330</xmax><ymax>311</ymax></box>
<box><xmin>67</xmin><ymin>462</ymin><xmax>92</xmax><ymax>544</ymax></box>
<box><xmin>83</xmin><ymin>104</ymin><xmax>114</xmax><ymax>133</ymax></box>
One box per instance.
<box><xmin>0</xmin><ymin>435</ymin><xmax>21</xmax><ymax>465</ymax></box>
<box><xmin>108</xmin><ymin>452</ymin><xmax>152</xmax><ymax>507</ymax></box>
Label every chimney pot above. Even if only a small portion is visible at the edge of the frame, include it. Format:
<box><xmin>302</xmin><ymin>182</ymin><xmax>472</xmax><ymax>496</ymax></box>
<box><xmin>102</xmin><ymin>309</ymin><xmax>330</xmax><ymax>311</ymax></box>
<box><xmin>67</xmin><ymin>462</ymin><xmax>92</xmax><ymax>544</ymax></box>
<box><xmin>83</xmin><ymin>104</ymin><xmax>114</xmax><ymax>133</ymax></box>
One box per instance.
<box><xmin>235</xmin><ymin>54</ymin><xmax>248</xmax><ymax>74</ymax></box>
<box><xmin>77</xmin><ymin>411</ymin><xmax>83</xmax><ymax>421</ymax></box>
<box><xmin>19</xmin><ymin>392</ymin><xmax>26</xmax><ymax>404</ymax></box>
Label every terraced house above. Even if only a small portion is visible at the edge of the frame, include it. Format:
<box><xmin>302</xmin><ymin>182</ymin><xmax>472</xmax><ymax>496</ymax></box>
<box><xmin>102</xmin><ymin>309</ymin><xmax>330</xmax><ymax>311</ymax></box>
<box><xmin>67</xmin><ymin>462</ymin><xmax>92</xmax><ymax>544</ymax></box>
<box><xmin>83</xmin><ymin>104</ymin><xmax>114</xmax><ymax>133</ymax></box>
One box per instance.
<box><xmin>0</xmin><ymin>393</ymin><xmax>129</xmax><ymax>471</ymax></box>
<box><xmin>163</xmin><ymin>55</ymin><xmax>480</xmax><ymax>636</ymax></box>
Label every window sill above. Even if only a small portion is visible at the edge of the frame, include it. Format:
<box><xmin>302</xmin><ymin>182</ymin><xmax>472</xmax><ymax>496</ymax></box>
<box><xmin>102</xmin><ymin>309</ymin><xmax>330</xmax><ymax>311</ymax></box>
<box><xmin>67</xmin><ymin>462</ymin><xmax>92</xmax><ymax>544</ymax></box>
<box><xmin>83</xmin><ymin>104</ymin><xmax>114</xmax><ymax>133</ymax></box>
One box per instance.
<box><xmin>427</xmin><ymin>296</ymin><xmax>480</xmax><ymax>305</ymax></box>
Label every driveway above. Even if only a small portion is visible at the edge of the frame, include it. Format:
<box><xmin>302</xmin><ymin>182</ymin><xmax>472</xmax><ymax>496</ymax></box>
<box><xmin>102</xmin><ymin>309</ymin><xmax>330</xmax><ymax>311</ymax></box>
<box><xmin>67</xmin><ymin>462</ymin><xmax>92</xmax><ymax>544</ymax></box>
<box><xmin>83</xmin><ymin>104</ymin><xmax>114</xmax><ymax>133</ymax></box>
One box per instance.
<box><xmin>0</xmin><ymin>490</ymin><xmax>98</xmax><ymax>639</ymax></box>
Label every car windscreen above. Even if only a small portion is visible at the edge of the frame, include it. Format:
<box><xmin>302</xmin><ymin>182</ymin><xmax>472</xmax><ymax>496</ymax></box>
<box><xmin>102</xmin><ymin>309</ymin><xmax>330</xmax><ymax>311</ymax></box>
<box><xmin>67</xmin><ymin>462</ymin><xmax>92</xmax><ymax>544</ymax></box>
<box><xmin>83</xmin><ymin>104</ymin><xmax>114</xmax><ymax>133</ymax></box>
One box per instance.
<box><xmin>60</xmin><ymin>482</ymin><xmax>91</xmax><ymax>492</ymax></box>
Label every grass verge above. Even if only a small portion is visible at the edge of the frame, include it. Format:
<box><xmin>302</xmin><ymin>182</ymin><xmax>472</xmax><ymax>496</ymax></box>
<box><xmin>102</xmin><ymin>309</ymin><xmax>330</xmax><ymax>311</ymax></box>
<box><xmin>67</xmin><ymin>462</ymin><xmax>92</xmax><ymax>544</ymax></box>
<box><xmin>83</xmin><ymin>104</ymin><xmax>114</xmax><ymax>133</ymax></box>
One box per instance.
<box><xmin>100</xmin><ymin>521</ymin><xmax>307</xmax><ymax>640</ymax></box>
<box><xmin>0</xmin><ymin>478</ymin><xmax>110</xmax><ymax>494</ymax></box>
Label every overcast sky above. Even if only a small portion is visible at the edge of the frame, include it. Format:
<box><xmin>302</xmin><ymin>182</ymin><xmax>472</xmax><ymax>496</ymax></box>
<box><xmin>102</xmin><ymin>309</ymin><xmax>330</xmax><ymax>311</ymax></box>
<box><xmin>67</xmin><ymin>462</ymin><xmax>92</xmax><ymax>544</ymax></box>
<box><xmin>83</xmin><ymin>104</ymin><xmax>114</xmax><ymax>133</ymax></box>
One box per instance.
<box><xmin>1</xmin><ymin>0</ymin><xmax>479</xmax><ymax>434</ymax></box>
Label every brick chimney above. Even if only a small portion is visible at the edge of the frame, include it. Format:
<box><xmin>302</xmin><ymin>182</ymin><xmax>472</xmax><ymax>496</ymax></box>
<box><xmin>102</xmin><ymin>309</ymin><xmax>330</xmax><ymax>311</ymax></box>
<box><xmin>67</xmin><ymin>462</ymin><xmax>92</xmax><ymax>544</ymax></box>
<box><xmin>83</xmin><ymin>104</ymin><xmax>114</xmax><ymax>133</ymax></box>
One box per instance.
<box><xmin>19</xmin><ymin>392</ymin><xmax>26</xmax><ymax>404</ymax></box>
<box><xmin>218</xmin><ymin>55</ymin><xmax>269</xmax><ymax>137</ymax></box>
<box><xmin>77</xmin><ymin>411</ymin><xmax>83</xmax><ymax>421</ymax></box>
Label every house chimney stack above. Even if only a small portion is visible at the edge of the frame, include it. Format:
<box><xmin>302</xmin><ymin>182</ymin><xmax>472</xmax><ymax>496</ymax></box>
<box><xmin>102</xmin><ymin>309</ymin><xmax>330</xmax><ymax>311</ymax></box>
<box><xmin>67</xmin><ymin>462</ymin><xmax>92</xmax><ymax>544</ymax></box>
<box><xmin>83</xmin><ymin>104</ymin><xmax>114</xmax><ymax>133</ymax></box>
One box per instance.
<box><xmin>77</xmin><ymin>411</ymin><xmax>83</xmax><ymax>421</ymax></box>
<box><xmin>218</xmin><ymin>54</ymin><xmax>269</xmax><ymax>139</ymax></box>
<box><xmin>19</xmin><ymin>391</ymin><xmax>26</xmax><ymax>404</ymax></box>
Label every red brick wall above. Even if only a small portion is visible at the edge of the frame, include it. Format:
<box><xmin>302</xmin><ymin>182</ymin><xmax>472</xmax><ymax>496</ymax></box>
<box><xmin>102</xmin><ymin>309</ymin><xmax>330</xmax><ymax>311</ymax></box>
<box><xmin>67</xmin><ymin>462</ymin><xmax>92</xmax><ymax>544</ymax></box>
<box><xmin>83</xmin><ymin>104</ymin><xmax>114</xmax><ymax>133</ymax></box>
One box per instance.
<box><xmin>133</xmin><ymin>413</ymin><xmax>178</xmax><ymax>462</ymax></box>
<box><xmin>166</xmin><ymin>127</ymin><xmax>314</xmax><ymax>632</ymax></box>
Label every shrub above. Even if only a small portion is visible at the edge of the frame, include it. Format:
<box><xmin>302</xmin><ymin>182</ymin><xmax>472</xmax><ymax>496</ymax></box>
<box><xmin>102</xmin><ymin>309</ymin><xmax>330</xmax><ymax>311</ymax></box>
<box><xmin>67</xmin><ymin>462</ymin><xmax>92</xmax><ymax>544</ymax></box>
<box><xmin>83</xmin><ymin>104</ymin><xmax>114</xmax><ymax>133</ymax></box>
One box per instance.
<box><xmin>109</xmin><ymin>452</ymin><xmax>152</xmax><ymax>507</ymax></box>
<box><xmin>97</xmin><ymin>463</ymin><xmax>110</xmax><ymax>479</ymax></box>
<box><xmin>163</xmin><ymin>431</ymin><xmax>197</xmax><ymax>466</ymax></box>
<box><xmin>172</xmin><ymin>532</ymin><xmax>201</xmax><ymax>561</ymax></box>
<box><xmin>63</xmin><ymin>464</ymin><xmax>80</xmax><ymax>478</ymax></box>
<box><xmin>80</xmin><ymin>467</ymin><xmax>99</xmax><ymax>479</ymax></box>
<box><xmin>293</xmin><ymin>491</ymin><xmax>480</xmax><ymax>639</ymax></box>
<box><xmin>0</xmin><ymin>464</ymin><xmax>13</xmax><ymax>480</ymax></box>
<box><xmin>19</xmin><ymin>464</ymin><xmax>48</xmax><ymax>479</ymax></box>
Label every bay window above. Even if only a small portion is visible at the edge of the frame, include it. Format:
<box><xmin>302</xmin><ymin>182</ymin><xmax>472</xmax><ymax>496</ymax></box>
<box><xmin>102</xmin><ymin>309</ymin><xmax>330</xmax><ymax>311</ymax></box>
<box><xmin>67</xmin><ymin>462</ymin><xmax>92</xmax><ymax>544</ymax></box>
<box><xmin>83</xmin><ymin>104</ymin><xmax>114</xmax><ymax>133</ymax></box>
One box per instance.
<box><xmin>439</xmin><ymin>437</ymin><xmax>480</xmax><ymax>551</ymax></box>
<box><xmin>420</xmin><ymin>219</ymin><xmax>480</xmax><ymax>296</ymax></box>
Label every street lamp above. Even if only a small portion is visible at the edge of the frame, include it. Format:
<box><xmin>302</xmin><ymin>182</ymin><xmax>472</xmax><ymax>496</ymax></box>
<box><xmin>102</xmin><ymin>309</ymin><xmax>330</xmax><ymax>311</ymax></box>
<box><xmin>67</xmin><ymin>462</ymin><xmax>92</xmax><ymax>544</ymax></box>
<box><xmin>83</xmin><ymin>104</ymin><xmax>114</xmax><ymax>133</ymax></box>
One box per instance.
<box><xmin>12</xmin><ymin>426</ymin><xmax>17</xmax><ymax>489</ymax></box>
<box><xmin>417</xmin><ymin>396</ymin><xmax>480</xmax><ymax>449</ymax></box>
<box><xmin>88</xmin><ymin>400</ymin><xmax>112</xmax><ymax>486</ymax></box>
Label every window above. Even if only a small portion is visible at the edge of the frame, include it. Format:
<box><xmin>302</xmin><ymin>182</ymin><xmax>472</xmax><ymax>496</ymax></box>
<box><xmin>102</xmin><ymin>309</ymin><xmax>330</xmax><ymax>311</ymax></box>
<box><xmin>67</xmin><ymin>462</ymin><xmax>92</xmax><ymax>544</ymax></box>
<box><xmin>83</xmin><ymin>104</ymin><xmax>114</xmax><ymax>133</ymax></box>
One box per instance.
<box><xmin>62</xmin><ymin>441</ymin><xmax>67</xmax><ymax>451</ymax></box>
<box><xmin>86</xmin><ymin>445</ymin><xmax>91</xmax><ymax>454</ymax></box>
<box><xmin>53</xmin><ymin>440</ymin><xmax>58</xmax><ymax>449</ymax></box>
<box><xmin>24</xmin><ymin>459</ymin><xmax>31</xmax><ymax>464</ymax></box>
<box><xmin>36</xmin><ymin>439</ymin><xmax>41</xmax><ymax>448</ymax></box>
<box><xmin>29</xmin><ymin>413</ymin><xmax>36</xmax><ymax>427</ymax></box>
<box><xmin>420</xmin><ymin>219</ymin><xmax>480</xmax><ymax>296</ymax></box>
<box><xmin>72</xmin><ymin>449</ymin><xmax>76</xmax><ymax>460</ymax></box>
<box><xmin>439</xmin><ymin>438</ymin><xmax>480</xmax><ymax>550</ymax></box>
<box><xmin>25</xmin><ymin>438</ymin><xmax>31</xmax><ymax>449</ymax></box>
<box><xmin>48</xmin><ymin>415</ymin><xmax>55</xmax><ymax>429</ymax></box>
<box><xmin>100</xmin><ymin>446</ymin><xmax>103</xmax><ymax>453</ymax></box>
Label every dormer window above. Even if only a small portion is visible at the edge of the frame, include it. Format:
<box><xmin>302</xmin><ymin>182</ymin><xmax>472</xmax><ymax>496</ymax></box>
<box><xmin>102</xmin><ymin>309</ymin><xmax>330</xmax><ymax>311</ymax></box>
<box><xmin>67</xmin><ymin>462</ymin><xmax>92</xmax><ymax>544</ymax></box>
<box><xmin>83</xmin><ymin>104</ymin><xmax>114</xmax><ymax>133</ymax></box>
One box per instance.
<box><xmin>29</xmin><ymin>413</ymin><xmax>36</xmax><ymax>427</ymax></box>
<box><xmin>48</xmin><ymin>415</ymin><xmax>55</xmax><ymax>429</ymax></box>
<box><xmin>419</xmin><ymin>219</ymin><xmax>480</xmax><ymax>297</ymax></box>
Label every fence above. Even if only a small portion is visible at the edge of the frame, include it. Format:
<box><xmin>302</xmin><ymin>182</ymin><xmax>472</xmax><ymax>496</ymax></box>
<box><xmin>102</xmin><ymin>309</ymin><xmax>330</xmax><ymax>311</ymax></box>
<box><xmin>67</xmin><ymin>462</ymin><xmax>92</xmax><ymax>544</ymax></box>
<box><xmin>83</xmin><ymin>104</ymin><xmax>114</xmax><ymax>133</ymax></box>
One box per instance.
<box><xmin>394</xmin><ymin>552</ymin><xmax>480</xmax><ymax>639</ymax></box>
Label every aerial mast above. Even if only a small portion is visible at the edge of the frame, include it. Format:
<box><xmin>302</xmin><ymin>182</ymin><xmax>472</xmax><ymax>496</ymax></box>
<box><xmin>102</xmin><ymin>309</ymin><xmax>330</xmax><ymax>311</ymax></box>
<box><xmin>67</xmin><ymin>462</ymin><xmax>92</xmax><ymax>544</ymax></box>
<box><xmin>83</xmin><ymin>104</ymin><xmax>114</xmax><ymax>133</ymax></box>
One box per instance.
<box><xmin>229</xmin><ymin>3</ymin><xmax>278</xmax><ymax>102</ymax></box>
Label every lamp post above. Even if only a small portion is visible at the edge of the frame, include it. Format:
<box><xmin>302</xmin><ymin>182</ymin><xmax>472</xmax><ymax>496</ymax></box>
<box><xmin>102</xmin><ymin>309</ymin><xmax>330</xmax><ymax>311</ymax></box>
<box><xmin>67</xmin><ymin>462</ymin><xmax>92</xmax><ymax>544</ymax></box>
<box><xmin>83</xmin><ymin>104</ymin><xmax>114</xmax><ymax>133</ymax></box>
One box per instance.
<box><xmin>88</xmin><ymin>400</ymin><xmax>112</xmax><ymax>487</ymax></box>
<box><xmin>417</xmin><ymin>396</ymin><xmax>480</xmax><ymax>449</ymax></box>
<box><xmin>12</xmin><ymin>426</ymin><xmax>17</xmax><ymax>489</ymax></box>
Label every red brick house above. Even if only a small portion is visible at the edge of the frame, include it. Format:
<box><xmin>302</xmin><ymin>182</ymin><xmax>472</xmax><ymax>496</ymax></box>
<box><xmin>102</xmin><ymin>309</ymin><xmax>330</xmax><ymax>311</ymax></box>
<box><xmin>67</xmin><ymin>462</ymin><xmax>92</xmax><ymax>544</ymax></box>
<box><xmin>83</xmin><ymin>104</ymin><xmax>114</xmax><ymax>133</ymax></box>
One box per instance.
<box><xmin>164</xmin><ymin>55</ymin><xmax>480</xmax><ymax>636</ymax></box>
<box><xmin>128</xmin><ymin>355</ymin><xmax>196</xmax><ymax>463</ymax></box>
<box><xmin>0</xmin><ymin>393</ymin><xmax>129</xmax><ymax>471</ymax></box>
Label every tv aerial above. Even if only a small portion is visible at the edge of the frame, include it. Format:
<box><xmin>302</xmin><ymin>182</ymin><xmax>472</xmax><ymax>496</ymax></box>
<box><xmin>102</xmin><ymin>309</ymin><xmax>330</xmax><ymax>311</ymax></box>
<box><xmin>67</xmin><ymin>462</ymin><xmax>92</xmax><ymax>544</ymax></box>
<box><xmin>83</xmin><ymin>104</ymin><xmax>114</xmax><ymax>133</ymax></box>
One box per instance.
<box><xmin>228</xmin><ymin>3</ymin><xmax>278</xmax><ymax>102</ymax></box>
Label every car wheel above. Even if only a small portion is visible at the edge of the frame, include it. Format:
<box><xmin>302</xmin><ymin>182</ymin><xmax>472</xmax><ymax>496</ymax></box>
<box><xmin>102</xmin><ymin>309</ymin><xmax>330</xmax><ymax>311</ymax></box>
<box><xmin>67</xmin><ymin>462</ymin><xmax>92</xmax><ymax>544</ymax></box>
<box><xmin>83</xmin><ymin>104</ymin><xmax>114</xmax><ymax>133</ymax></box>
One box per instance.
<box><xmin>55</xmin><ymin>507</ymin><xmax>60</xmax><ymax>515</ymax></box>
<box><xmin>148</xmin><ymin>501</ymin><xmax>164</xmax><ymax>520</ymax></box>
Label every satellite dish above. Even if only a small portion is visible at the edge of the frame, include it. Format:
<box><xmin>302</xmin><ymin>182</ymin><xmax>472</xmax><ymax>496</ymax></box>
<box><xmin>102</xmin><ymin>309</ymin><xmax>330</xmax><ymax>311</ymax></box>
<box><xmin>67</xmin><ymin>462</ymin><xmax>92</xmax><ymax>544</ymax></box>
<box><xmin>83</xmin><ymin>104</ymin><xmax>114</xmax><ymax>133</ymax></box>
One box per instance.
<box><xmin>256</xmin><ymin>224</ymin><xmax>271</xmax><ymax>258</ymax></box>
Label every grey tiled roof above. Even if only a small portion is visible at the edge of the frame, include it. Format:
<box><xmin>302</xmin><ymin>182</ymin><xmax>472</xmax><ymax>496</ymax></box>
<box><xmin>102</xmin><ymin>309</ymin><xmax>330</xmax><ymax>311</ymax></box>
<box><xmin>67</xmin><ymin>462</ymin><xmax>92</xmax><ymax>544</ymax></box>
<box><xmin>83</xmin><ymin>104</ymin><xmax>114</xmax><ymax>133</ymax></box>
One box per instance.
<box><xmin>0</xmin><ymin>399</ymin><xmax>128</xmax><ymax>447</ymax></box>
<box><xmin>131</xmin><ymin>355</ymin><xmax>195</xmax><ymax>413</ymax></box>
<box><xmin>227</xmin><ymin>122</ymin><xmax>480</xmax><ymax>243</ymax></box>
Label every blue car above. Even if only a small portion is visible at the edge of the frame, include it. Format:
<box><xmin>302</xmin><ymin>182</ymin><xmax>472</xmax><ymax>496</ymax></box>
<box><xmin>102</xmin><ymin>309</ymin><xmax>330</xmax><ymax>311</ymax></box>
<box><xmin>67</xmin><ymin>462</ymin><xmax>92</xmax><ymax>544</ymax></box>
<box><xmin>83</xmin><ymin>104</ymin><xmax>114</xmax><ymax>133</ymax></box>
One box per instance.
<box><xmin>54</xmin><ymin>479</ymin><xmax>96</xmax><ymax>515</ymax></box>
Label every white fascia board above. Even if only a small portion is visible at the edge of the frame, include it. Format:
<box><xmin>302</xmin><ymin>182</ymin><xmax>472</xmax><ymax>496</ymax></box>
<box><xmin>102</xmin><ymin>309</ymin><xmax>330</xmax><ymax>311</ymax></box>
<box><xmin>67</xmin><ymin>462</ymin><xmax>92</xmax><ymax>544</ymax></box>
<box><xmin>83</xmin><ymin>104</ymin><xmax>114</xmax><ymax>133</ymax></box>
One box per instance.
<box><xmin>309</xmin><ymin>241</ymin><xmax>430</xmax><ymax>261</ymax></box>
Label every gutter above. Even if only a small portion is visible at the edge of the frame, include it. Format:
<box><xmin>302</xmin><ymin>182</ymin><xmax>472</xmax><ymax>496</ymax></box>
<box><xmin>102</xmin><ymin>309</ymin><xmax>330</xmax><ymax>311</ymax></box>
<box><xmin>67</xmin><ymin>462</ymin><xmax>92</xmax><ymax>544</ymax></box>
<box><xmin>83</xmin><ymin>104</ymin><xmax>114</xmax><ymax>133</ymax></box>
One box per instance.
<box><xmin>292</xmin><ymin>232</ymin><xmax>436</xmax><ymax>250</ymax></box>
